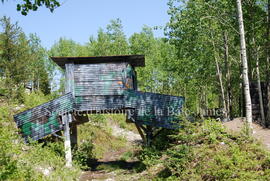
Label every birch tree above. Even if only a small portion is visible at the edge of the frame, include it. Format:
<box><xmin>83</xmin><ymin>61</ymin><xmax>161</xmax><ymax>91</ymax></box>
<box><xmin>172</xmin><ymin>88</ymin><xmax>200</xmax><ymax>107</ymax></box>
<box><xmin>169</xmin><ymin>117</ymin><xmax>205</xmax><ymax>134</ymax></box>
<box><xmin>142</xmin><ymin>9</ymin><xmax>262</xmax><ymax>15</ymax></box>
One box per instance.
<box><xmin>236</xmin><ymin>0</ymin><xmax>253</xmax><ymax>130</ymax></box>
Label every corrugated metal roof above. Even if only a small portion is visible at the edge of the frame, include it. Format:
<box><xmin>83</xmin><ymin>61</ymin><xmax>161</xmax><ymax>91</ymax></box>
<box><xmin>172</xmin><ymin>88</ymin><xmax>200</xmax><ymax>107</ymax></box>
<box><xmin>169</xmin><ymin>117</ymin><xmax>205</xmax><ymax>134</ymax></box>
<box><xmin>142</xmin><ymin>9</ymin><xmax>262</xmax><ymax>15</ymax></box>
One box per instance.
<box><xmin>51</xmin><ymin>55</ymin><xmax>145</xmax><ymax>69</ymax></box>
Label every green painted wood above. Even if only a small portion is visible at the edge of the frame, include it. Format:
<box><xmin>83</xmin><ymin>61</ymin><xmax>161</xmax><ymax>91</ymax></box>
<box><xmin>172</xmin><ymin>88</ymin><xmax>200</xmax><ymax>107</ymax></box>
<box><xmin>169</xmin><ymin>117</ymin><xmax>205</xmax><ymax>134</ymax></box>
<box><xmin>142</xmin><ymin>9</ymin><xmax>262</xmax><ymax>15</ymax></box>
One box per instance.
<box><xmin>124</xmin><ymin>90</ymin><xmax>185</xmax><ymax>129</ymax></box>
<box><xmin>13</xmin><ymin>93</ymin><xmax>74</xmax><ymax>142</ymax></box>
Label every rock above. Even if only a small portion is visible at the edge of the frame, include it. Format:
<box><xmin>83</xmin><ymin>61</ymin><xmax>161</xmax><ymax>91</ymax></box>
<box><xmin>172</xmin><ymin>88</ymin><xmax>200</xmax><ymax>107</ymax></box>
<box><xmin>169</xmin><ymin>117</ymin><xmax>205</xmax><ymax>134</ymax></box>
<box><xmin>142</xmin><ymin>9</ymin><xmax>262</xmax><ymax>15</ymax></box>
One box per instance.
<box><xmin>13</xmin><ymin>104</ymin><xmax>25</xmax><ymax>111</ymax></box>
<box><xmin>36</xmin><ymin>166</ymin><xmax>53</xmax><ymax>176</ymax></box>
<box><xmin>110</xmin><ymin>124</ymin><xmax>141</xmax><ymax>143</ymax></box>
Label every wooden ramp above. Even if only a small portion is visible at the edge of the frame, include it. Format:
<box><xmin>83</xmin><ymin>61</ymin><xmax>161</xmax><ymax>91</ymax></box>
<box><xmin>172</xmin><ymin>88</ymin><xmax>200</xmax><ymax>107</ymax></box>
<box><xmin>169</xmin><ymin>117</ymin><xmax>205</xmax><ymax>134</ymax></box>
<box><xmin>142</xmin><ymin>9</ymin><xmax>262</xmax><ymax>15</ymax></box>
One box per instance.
<box><xmin>14</xmin><ymin>90</ymin><xmax>184</xmax><ymax>142</ymax></box>
<box><xmin>124</xmin><ymin>90</ymin><xmax>185</xmax><ymax>129</ymax></box>
<box><xmin>14</xmin><ymin>93</ymin><xmax>74</xmax><ymax>142</ymax></box>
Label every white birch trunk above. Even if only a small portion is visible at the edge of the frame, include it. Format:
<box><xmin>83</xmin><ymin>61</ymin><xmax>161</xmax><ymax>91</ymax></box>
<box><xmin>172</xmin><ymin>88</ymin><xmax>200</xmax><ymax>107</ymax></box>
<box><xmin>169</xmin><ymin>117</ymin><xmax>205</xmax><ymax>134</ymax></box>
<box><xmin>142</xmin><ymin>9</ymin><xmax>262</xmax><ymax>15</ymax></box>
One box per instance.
<box><xmin>236</xmin><ymin>0</ymin><xmax>253</xmax><ymax>130</ymax></box>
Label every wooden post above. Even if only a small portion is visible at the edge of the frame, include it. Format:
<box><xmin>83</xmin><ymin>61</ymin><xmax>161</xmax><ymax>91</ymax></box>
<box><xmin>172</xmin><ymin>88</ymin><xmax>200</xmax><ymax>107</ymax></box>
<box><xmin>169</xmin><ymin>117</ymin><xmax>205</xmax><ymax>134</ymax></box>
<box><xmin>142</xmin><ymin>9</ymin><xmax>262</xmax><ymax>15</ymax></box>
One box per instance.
<box><xmin>64</xmin><ymin>63</ymin><xmax>75</xmax><ymax>167</ymax></box>
<box><xmin>146</xmin><ymin>126</ymin><xmax>153</xmax><ymax>146</ymax></box>
<box><xmin>135</xmin><ymin>123</ymin><xmax>146</xmax><ymax>143</ymax></box>
<box><xmin>70</xmin><ymin>123</ymin><xmax>78</xmax><ymax>149</ymax></box>
<box><xmin>63</xmin><ymin>114</ymin><xmax>72</xmax><ymax>167</ymax></box>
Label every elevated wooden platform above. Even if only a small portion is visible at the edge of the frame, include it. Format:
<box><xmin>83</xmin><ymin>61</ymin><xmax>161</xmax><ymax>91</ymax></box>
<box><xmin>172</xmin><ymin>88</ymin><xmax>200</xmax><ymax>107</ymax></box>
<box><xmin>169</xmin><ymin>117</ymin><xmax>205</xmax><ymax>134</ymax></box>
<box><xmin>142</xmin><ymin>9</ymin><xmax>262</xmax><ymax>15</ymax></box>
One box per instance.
<box><xmin>14</xmin><ymin>55</ymin><xmax>185</xmax><ymax>167</ymax></box>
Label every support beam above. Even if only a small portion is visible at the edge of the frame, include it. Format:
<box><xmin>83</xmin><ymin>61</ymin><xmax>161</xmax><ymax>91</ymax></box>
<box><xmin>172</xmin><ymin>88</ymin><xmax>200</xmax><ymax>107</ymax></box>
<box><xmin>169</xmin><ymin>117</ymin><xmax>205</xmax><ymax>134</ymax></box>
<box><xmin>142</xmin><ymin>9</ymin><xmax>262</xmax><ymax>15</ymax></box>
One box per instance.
<box><xmin>73</xmin><ymin>114</ymin><xmax>90</xmax><ymax>125</ymax></box>
<box><xmin>70</xmin><ymin>123</ymin><xmax>78</xmax><ymax>150</ymax></box>
<box><xmin>146</xmin><ymin>126</ymin><xmax>153</xmax><ymax>146</ymax></box>
<box><xmin>64</xmin><ymin>63</ymin><xmax>75</xmax><ymax>167</ymax></box>
<box><xmin>135</xmin><ymin>123</ymin><xmax>146</xmax><ymax>143</ymax></box>
<box><xmin>63</xmin><ymin>114</ymin><xmax>72</xmax><ymax>167</ymax></box>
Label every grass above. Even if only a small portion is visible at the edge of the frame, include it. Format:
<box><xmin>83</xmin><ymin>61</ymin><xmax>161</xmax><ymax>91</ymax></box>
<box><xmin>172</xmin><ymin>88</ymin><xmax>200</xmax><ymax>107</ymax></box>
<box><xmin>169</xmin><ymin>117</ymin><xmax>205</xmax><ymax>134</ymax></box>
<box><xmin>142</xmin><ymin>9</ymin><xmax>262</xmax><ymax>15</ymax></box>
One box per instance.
<box><xmin>0</xmin><ymin>95</ymin><xmax>81</xmax><ymax>181</ymax></box>
<box><xmin>77</xmin><ymin>116</ymin><xmax>127</xmax><ymax>160</ymax></box>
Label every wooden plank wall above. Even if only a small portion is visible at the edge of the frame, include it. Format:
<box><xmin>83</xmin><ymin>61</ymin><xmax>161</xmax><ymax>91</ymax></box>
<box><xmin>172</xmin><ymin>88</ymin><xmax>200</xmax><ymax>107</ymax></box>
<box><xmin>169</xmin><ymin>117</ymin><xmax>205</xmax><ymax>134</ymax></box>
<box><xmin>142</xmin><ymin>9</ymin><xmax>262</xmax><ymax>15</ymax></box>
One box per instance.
<box><xmin>73</xmin><ymin>62</ymin><xmax>135</xmax><ymax>111</ymax></box>
<box><xmin>13</xmin><ymin>93</ymin><xmax>74</xmax><ymax>142</ymax></box>
<box><xmin>124</xmin><ymin>90</ymin><xmax>185</xmax><ymax>129</ymax></box>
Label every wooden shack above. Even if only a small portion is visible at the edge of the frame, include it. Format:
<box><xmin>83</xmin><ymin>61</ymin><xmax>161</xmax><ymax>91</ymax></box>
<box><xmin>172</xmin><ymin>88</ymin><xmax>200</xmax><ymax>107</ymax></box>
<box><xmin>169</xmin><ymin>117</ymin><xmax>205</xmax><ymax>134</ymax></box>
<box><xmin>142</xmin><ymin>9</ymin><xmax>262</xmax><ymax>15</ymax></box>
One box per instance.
<box><xmin>14</xmin><ymin>55</ymin><xmax>185</xmax><ymax>167</ymax></box>
<box><xmin>51</xmin><ymin>55</ymin><xmax>144</xmax><ymax>113</ymax></box>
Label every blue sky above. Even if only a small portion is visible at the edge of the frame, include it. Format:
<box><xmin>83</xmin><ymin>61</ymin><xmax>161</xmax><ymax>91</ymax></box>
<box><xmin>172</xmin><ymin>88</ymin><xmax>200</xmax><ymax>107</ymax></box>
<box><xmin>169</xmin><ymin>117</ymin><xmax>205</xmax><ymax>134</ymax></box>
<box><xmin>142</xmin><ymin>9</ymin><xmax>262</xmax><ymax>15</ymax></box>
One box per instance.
<box><xmin>0</xmin><ymin>0</ymin><xmax>170</xmax><ymax>49</ymax></box>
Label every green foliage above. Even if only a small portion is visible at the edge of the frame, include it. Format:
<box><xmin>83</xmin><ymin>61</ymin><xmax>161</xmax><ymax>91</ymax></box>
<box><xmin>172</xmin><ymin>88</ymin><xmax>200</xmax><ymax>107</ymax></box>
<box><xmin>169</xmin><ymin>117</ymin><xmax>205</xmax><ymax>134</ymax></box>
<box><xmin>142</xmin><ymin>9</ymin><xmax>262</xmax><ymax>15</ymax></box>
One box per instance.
<box><xmin>49</xmin><ymin>38</ymin><xmax>85</xmax><ymax>57</ymax></box>
<box><xmin>0</xmin><ymin>105</ymin><xmax>28</xmax><ymax>180</ymax></box>
<box><xmin>1</xmin><ymin>0</ymin><xmax>60</xmax><ymax>15</ymax></box>
<box><xmin>138</xmin><ymin>147</ymin><xmax>162</xmax><ymax>168</ymax></box>
<box><xmin>88</xmin><ymin>19</ymin><xmax>129</xmax><ymax>56</ymax></box>
<box><xmin>28</xmin><ymin>33</ymin><xmax>51</xmax><ymax>95</ymax></box>
<box><xmin>0</xmin><ymin>100</ymin><xmax>80</xmax><ymax>180</ymax></box>
<box><xmin>0</xmin><ymin>16</ymin><xmax>52</xmax><ymax>101</ymax></box>
<box><xmin>45</xmin><ymin>141</ymin><xmax>64</xmax><ymax>157</ymax></box>
<box><xmin>23</xmin><ymin>91</ymin><xmax>52</xmax><ymax>109</ymax></box>
<box><xmin>138</xmin><ymin>120</ymin><xmax>270</xmax><ymax>180</ymax></box>
<box><xmin>165</xmin><ymin>0</ymin><xmax>270</xmax><ymax>118</ymax></box>
<box><xmin>73</xmin><ymin>139</ymin><xmax>95</xmax><ymax>170</ymax></box>
<box><xmin>78</xmin><ymin>116</ymin><xmax>127</xmax><ymax>160</ymax></box>
<box><xmin>120</xmin><ymin>151</ymin><xmax>134</xmax><ymax>161</ymax></box>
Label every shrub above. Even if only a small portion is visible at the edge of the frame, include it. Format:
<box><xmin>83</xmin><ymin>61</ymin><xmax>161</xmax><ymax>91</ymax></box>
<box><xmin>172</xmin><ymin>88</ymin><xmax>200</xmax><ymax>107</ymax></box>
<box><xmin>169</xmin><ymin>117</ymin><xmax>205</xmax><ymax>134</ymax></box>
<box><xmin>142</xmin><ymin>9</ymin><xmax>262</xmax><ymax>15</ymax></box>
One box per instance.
<box><xmin>23</xmin><ymin>91</ymin><xmax>51</xmax><ymax>109</ymax></box>
<box><xmin>163</xmin><ymin>120</ymin><xmax>270</xmax><ymax>180</ymax></box>
<box><xmin>137</xmin><ymin>120</ymin><xmax>270</xmax><ymax>180</ymax></box>
<box><xmin>73</xmin><ymin>139</ymin><xmax>95</xmax><ymax>170</ymax></box>
<box><xmin>137</xmin><ymin>147</ymin><xmax>162</xmax><ymax>169</ymax></box>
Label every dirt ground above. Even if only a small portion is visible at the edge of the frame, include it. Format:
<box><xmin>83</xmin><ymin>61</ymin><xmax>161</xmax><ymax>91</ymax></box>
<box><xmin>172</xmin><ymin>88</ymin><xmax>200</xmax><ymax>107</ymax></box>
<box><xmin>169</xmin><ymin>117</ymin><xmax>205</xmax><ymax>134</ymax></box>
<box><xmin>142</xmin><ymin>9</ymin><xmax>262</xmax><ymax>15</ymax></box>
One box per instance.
<box><xmin>79</xmin><ymin>124</ymin><xmax>142</xmax><ymax>181</ymax></box>
<box><xmin>224</xmin><ymin>117</ymin><xmax>270</xmax><ymax>150</ymax></box>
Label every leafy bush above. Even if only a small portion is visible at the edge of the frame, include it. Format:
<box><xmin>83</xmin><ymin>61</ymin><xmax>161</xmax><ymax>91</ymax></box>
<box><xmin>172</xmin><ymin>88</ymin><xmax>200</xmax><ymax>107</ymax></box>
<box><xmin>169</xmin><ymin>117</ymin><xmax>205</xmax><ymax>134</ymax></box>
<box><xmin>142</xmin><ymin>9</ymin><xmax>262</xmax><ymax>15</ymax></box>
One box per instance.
<box><xmin>73</xmin><ymin>139</ymin><xmax>95</xmax><ymax>170</ymax></box>
<box><xmin>138</xmin><ymin>120</ymin><xmax>270</xmax><ymax>180</ymax></box>
<box><xmin>166</xmin><ymin>121</ymin><xmax>270</xmax><ymax>180</ymax></box>
<box><xmin>0</xmin><ymin>105</ymin><xmax>32</xmax><ymax>180</ymax></box>
<box><xmin>138</xmin><ymin>147</ymin><xmax>162</xmax><ymax>168</ymax></box>
<box><xmin>23</xmin><ymin>91</ymin><xmax>52</xmax><ymax>109</ymax></box>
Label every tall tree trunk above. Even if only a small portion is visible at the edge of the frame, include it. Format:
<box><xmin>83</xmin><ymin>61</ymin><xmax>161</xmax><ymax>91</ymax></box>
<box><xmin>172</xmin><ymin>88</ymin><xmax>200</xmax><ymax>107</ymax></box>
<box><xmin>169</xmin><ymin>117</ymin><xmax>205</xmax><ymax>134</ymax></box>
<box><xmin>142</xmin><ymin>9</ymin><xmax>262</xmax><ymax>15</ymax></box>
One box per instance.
<box><xmin>211</xmin><ymin>34</ymin><xmax>228</xmax><ymax>120</ymax></box>
<box><xmin>255</xmin><ymin>46</ymin><xmax>266</xmax><ymax>125</ymax></box>
<box><xmin>236</xmin><ymin>0</ymin><xmax>253</xmax><ymax>130</ymax></box>
<box><xmin>214</xmin><ymin>54</ymin><xmax>228</xmax><ymax>120</ymax></box>
<box><xmin>266</xmin><ymin>0</ymin><xmax>270</xmax><ymax>127</ymax></box>
<box><xmin>224</xmin><ymin>31</ymin><xmax>232</xmax><ymax>120</ymax></box>
<box><xmin>239</xmin><ymin>71</ymin><xmax>243</xmax><ymax>116</ymax></box>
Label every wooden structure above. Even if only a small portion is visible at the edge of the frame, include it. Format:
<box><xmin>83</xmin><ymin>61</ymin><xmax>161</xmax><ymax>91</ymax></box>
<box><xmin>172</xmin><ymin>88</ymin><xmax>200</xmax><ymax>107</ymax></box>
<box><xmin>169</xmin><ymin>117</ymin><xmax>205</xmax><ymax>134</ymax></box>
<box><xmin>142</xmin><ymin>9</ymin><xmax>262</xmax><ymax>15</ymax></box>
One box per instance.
<box><xmin>14</xmin><ymin>55</ymin><xmax>184</xmax><ymax>167</ymax></box>
<box><xmin>52</xmin><ymin>55</ymin><xmax>143</xmax><ymax>112</ymax></box>
<box><xmin>13</xmin><ymin>93</ymin><xmax>73</xmax><ymax>142</ymax></box>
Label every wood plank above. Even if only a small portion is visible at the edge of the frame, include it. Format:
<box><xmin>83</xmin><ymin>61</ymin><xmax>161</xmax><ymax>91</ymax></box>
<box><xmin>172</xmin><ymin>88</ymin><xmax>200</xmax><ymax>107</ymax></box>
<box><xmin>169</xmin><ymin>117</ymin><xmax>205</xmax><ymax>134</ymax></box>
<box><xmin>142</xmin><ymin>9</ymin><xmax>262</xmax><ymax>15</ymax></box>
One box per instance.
<box><xmin>13</xmin><ymin>93</ymin><xmax>73</xmax><ymax>141</ymax></box>
<box><xmin>74</xmin><ymin>95</ymin><xmax>125</xmax><ymax>111</ymax></box>
<box><xmin>124</xmin><ymin>90</ymin><xmax>185</xmax><ymax>129</ymax></box>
